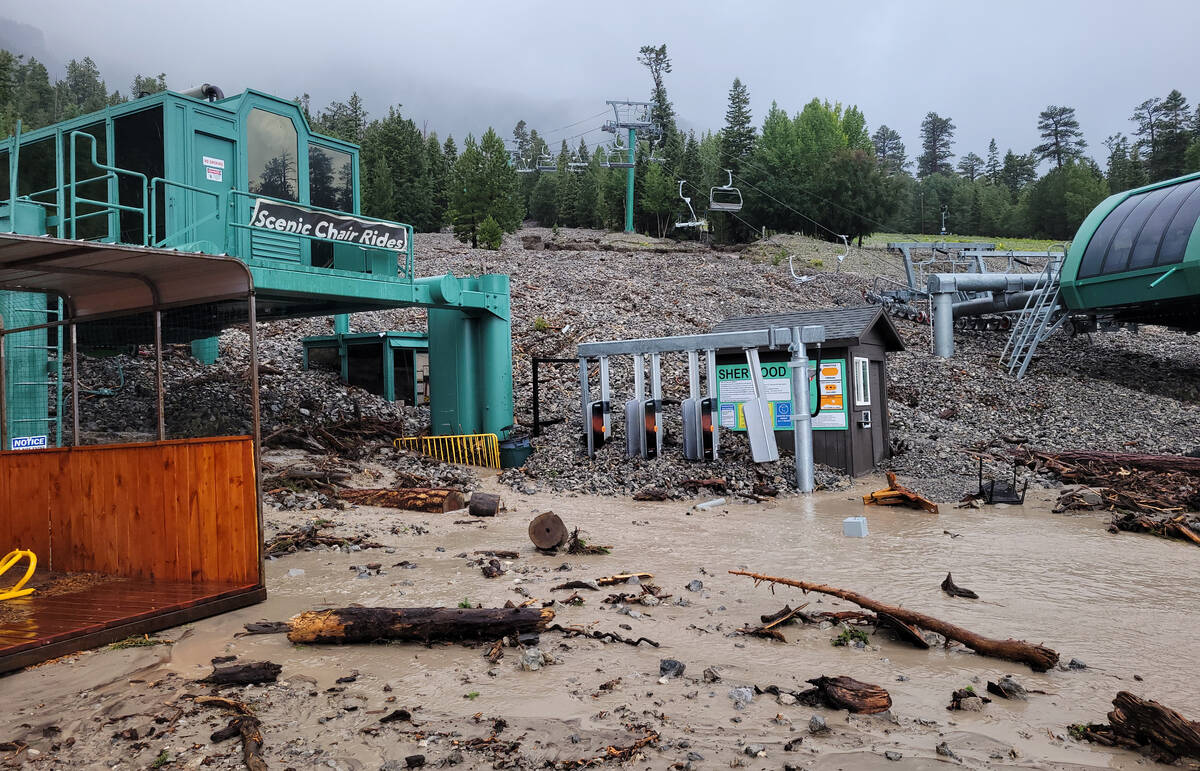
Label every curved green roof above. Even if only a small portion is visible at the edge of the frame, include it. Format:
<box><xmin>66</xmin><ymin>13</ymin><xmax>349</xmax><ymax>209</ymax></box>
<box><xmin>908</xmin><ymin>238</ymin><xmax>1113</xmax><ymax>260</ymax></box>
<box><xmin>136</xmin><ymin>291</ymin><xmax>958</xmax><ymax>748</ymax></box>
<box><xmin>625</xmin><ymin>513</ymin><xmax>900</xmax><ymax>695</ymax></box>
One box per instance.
<box><xmin>1061</xmin><ymin>170</ymin><xmax>1200</xmax><ymax>320</ymax></box>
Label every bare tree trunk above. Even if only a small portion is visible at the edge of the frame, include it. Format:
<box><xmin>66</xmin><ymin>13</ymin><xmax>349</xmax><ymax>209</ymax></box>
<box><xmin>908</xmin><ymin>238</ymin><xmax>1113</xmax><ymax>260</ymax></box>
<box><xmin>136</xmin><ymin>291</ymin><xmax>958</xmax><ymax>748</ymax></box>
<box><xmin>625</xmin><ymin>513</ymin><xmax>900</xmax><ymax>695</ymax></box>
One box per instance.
<box><xmin>288</xmin><ymin>606</ymin><xmax>555</xmax><ymax>644</ymax></box>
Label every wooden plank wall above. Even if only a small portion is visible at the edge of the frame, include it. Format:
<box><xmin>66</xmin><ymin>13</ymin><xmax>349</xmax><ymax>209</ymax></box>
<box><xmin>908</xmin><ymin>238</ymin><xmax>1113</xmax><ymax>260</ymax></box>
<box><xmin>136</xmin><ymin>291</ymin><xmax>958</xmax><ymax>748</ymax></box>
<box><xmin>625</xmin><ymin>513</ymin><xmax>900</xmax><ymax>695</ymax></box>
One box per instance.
<box><xmin>0</xmin><ymin>437</ymin><xmax>258</xmax><ymax>584</ymax></box>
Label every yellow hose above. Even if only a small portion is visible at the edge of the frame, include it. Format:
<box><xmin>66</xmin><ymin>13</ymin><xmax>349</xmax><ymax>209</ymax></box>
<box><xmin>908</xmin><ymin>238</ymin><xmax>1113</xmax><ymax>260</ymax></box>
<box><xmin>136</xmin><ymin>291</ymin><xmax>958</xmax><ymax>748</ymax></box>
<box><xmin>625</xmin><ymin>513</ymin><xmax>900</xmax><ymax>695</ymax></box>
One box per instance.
<box><xmin>0</xmin><ymin>549</ymin><xmax>36</xmax><ymax>601</ymax></box>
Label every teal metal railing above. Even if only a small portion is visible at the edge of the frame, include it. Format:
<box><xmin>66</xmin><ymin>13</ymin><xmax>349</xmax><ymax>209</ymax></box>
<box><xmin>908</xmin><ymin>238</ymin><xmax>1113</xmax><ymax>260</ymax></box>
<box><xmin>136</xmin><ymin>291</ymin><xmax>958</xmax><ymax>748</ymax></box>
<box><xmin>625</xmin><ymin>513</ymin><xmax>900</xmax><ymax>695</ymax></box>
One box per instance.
<box><xmin>150</xmin><ymin>177</ymin><xmax>226</xmax><ymax>254</ymax></box>
<box><xmin>68</xmin><ymin>131</ymin><xmax>147</xmax><ymax>243</ymax></box>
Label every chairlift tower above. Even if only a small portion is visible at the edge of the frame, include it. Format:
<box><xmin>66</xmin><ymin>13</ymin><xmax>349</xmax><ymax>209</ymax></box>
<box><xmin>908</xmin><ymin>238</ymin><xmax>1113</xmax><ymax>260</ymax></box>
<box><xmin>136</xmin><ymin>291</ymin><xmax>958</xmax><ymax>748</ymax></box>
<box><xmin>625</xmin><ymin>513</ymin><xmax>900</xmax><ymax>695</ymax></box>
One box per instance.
<box><xmin>602</xmin><ymin>100</ymin><xmax>656</xmax><ymax>233</ymax></box>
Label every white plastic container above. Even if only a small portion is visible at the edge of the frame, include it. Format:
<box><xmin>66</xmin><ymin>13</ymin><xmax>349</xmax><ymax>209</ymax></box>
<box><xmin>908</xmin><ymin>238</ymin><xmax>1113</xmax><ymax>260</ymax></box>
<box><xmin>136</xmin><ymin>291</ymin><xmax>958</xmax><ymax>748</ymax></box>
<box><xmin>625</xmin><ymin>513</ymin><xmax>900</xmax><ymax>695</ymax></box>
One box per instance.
<box><xmin>842</xmin><ymin>516</ymin><xmax>869</xmax><ymax>537</ymax></box>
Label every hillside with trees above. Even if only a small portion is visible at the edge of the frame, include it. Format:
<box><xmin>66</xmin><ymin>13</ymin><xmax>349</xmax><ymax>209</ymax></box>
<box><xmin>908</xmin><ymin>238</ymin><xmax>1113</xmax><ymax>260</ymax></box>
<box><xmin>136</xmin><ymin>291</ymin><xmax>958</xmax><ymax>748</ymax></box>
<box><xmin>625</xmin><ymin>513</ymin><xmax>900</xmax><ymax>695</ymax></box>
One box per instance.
<box><xmin>3</xmin><ymin>45</ymin><xmax>1200</xmax><ymax>246</ymax></box>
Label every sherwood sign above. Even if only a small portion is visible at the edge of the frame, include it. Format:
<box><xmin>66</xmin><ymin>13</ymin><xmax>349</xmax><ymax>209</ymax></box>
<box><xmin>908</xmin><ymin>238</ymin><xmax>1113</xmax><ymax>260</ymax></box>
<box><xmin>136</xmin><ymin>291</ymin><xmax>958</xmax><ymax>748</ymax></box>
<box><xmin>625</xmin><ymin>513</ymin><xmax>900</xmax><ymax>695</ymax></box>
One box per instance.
<box><xmin>249</xmin><ymin>199</ymin><xmax>408</xmax><ymax>251</ymax></box>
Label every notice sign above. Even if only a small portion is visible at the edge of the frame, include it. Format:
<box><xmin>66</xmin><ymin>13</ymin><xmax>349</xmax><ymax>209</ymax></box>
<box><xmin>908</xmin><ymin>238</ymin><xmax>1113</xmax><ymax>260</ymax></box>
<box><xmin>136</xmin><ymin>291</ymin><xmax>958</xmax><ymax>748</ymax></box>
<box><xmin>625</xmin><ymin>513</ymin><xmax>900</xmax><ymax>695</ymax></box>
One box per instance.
<box><xmin>715</xmin><ymin>359</ymin><xmax>848</xmax><ymax>432</ymax></box>
<box><xmin>10</xmin><ymin>435</ymin><xmax>47</xmax><ymax>451</ymax></box>
<box><xmin>203</xmin><ymin>156</ymin><xmax>224</xmax><ymax>182</ymax></box>
<box><xmin>249</xmin><ymin>199</ymin><xmax>408</xmax><ymax>251</ymax></box>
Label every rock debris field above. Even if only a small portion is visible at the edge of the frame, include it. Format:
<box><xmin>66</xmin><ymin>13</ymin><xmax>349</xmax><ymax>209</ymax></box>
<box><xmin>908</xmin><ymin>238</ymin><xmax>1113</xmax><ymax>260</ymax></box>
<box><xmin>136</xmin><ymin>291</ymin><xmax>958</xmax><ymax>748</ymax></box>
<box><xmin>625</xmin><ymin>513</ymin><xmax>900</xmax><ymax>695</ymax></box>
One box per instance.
<box><xmin>75</xmin><ymin>225</ymin><xmax>1200</xmax><ymax>503</ymax></box>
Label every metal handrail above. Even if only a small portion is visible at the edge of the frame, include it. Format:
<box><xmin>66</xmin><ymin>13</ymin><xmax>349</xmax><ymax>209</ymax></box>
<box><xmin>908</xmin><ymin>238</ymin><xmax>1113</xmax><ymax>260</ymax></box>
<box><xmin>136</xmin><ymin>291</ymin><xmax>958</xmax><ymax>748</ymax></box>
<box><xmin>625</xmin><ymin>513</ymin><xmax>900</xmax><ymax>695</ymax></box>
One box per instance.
<box><xmin>68</xmin><ymin>130</ymin><xmax>148</xmax><ymax>244</ymax></box>
<box><xmin>227</xmin><ymin>189</ymin><xmax>415</xmax><ymax>278</ymax></box>
<box><xmin>150</xmin><ymin>177</ymin><xmax>227</xmax><ymax>253</ymax></box>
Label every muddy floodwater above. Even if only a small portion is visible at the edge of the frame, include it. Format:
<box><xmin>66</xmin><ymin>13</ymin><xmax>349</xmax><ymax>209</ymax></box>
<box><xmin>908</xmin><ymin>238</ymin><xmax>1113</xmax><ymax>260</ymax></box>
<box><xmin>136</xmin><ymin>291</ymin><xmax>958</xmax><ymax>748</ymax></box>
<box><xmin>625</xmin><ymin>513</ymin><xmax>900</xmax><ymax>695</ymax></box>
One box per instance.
<box><xmin>3</xmin><ymin>472</ymin><xmax>1199</xmax><ymax>769</ymax></box>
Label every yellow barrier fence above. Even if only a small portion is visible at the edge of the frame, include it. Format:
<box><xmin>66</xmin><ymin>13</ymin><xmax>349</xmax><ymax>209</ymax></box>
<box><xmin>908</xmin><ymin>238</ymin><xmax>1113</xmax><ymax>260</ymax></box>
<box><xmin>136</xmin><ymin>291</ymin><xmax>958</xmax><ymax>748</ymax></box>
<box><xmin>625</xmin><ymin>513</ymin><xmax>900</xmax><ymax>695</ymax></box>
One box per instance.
<box><xmin>394</xmin><ymin>433</ymin><xmax>501</xmax><ymax>470</ymax></box>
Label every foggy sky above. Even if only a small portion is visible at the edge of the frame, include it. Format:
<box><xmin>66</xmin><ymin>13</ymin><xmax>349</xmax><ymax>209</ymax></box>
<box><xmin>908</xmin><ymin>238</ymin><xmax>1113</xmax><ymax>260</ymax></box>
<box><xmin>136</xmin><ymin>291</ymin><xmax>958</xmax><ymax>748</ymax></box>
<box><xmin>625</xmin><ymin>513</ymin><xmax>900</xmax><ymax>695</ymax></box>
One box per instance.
<box><xmin>3</xmin><ymin>0</ymin><xmax>1197</xmax><ymax>171</ymax></box>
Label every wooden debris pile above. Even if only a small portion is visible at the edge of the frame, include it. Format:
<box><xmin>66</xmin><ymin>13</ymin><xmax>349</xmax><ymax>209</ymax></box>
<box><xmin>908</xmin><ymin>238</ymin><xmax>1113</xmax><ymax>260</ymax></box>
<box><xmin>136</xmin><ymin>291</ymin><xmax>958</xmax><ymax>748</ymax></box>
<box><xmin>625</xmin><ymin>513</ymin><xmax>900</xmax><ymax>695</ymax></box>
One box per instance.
<box><xmin>264</xmin><ymin>416</ymin><xmax>407</xmax><ymax>457</ymax></box>
<box><xmin>1028</xmin><ymin>450</ymin><xmax>1200</xmax><ymax>546</ymax></box>
<box><xmin>863</xmin><ymin>471</ymin><xmax>939</xmax><ymax>513</ymax></box>
<box><xmin>264</xmin><ymin>519</ymin><xmax>382</xmax><ymax>556</ymax></box>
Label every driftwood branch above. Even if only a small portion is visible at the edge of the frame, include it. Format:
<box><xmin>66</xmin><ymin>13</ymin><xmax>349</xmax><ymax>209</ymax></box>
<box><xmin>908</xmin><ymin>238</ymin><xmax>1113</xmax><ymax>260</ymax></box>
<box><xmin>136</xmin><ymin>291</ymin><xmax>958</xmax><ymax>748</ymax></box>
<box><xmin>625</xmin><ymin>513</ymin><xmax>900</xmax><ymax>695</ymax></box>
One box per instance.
<box><xmin>195</xmin><ymin>697</ymin><xmax>266</xmax><ymax>771</ymax></box>
<box><xmin>729</xmin><ymin>570</ymin><xmax>1058</xmax><ymax>671</ymax></box>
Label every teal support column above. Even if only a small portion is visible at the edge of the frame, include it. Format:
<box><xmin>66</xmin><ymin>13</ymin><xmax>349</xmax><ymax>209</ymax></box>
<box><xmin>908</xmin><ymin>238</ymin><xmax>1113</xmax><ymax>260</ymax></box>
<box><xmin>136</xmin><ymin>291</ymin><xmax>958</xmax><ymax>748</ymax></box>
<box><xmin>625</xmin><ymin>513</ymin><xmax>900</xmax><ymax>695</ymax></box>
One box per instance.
<box><xmin>428</xmin><ymin>308</ymin><xmax>478</xmax><ymax>435</ymax></box>
<box><xmin>476</xmin><ymin>274</ymin><xmax>514</xmax><ymax>440</ymax></box>
<box><xmin>1</xmin><ymin>292</ymin><xmax>49</xmax><ymax>447</ymax></box>
<box><xmin>334</xmin><ymin>314</ymin><xmax>350</xmax><ymax>334</ymax></box>
<box><xmin>191</xmin><ymin>337</ymin><xmax>219</xmax><ymax>365</ymax></box>
<box><xmin>625</xmin><ymin>127</ymin><xmax>636</xmax><ymax>233</ymax></box>
<box><xmin>382</xmin><ymin>344</ymin><xmax>396</xmax><ymax>402</ymax></box>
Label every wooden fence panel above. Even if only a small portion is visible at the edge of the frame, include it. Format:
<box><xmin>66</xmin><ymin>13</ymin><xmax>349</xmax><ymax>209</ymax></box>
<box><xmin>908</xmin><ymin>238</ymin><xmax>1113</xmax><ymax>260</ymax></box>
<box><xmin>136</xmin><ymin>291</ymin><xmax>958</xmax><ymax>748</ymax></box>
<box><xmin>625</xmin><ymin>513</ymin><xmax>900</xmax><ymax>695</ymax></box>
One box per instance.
<box><xmin>0</xmin><ymin>437</ymin><xmax>258</xmax><ymax>584</ymax></box>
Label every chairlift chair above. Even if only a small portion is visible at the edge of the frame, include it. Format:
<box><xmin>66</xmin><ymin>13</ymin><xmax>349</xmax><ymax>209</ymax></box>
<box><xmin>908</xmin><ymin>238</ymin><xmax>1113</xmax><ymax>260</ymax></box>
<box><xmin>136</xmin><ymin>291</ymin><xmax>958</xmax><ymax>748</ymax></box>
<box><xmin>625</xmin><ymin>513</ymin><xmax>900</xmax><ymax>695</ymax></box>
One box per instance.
<box><xmin>515</xmin><ymin>154</ymin><xmax>534</xmax><ymax>174</ymax></box>
<box><xmin>674</xmin><ymin>181</ymin><xmax>706</xmax><ymax>229</ymax></box>
<box><xmin>708</xmin><ymin>169</ymin><xmax>743</xmax><ymax>212</ymax></box>
<box><xmin>535</xmin><ymin>152</ymin><xmax>557</xmax><ymax>172</ymax></box>
<box><xmin>607</xmin><ymin>144</ymin><xmax>634</xmax><ymax>169</ymax></box>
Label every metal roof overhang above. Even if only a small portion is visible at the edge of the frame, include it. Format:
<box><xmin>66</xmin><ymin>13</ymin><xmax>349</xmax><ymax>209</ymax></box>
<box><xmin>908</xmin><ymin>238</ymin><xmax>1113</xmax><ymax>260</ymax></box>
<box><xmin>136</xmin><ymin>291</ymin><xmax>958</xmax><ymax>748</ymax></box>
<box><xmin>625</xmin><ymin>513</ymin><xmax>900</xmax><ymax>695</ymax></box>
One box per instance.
<box><xmin>0</xmin><ymin>234</ymin><xmax>253</xmax><ymax>324</ymax></box>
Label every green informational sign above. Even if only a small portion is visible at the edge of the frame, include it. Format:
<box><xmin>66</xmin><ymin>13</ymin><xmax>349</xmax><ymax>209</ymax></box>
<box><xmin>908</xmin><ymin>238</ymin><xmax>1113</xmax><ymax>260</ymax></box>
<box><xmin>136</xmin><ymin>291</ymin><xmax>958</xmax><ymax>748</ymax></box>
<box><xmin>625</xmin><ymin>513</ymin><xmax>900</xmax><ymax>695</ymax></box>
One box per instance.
<box><xmin>715</xmin><ymin>359</ymin><xmax>848</xmax><ymax>432</ymax></box>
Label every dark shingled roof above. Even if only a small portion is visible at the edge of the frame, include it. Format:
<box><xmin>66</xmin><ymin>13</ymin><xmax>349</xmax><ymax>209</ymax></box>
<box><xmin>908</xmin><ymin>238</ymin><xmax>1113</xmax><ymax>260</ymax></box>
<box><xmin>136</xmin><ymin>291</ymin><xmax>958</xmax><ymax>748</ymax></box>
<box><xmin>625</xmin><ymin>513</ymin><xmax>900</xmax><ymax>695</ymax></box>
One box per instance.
<box><xmin>712</xmin><ymin>305</ymin><xmax>904</xmax><ymax>351</ymax></box>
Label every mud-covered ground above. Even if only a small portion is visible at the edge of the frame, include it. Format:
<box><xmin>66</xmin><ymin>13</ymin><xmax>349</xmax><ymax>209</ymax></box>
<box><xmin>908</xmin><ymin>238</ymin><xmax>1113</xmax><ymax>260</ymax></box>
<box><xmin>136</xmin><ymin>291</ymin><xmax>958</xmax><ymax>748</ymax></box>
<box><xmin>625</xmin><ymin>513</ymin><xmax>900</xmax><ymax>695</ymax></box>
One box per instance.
<box><xmin>4</xmin><ymin>461</ymin><xmax>1199</xmax><ymax>770</ymax></box>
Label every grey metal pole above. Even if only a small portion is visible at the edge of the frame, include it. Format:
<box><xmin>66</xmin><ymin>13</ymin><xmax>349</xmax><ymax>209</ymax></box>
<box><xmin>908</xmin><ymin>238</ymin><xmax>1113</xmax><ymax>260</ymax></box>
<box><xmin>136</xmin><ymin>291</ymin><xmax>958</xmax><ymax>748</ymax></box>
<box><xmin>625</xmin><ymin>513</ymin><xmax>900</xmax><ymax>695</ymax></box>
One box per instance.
<box><xmin>154</xmin><ymin>309</ymin><xmax>165</xmax><ymax>440</ymax></box>
<box><xmin>578</xmin><ymin>356</ymin><xmax>589</xmax><ymax>450</ymax></box>
<box><xmin>705</xmin><ymin>348</ymin><xmax>719</xmax><ymax>459</ymax></box>
<box><xmin>70</xmin><ymin>322</ymin><xmax>79</xmax><ymax>446</ymax></box>
<box><xmin>933</xmin><ymin>291</ymin><xmax>955</xmax><ymax>358</ymax></box>
<box><xmin>790</xmin><ymin>327</ymin><xmax>815</xmax><ymax>493</ymax></box>
<box><xmin>248</xmin><ymin>294</ymin><xmax>265</xmax><ymax>583</ymax></box>
<box><xmin>598</xmin><ymin>355</ymin><xmax>610</xmax><ymax>438</ymax></box>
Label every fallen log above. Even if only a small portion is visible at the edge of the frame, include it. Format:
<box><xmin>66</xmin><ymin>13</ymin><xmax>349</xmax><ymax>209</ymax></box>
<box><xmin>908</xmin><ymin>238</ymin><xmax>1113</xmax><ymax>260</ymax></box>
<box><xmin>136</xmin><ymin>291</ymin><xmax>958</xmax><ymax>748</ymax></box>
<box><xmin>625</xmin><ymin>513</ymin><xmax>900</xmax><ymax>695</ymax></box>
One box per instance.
<box><xmin>799</xmin><ymin>676</ymin><xmax>892</xmax><ymax>714</ymax></box>
<box><xmin>339</xmin><ymin>487</ymin><xmax>464</xmax><ymax>513</ymax></box>
<box><xmin>595</xmin><ymin>573</ymin><xmax>653</xmax><ymax>586</ymax></box>
<box><xmin>941</xmin><ymin>572</ymin><xmax>980</xmax><ymax>599</ymax></box>
<box><xmin>469</xmin><ymin>492</ymin><xmax>502</xmax><ymax>517</ymax></box>
<box><xmin>1077</xmin><ymin>691</ymin><xmax>1200</xmax><ymax>762</ymax></box>
<box><xmin>863</xmin><ymin>471</ymin><xmax>939</xmax><ymax>513</ymax></box>
<box><xmin>201</xmin><ymin>661</ymin><xmax>282</xmax><ymax>685</ymax></box>
<box><xmin>1034</xmin><ymin>450</ymin><xmax>1200</xmax><ymax>474</ymax></box>
<box><xmin>287</xmin><ymin>606</ymin><xmax>555</xmax><ymax>644</ymax></box>
<box><xmin>729</xmin><ymin>570</ymin><xmax>1058</xmax><ymax>671</ymax></box>
<box><xmin>529</xmin><ymin>511</ymin><xmax>568</xmax><ymax>550</ymax></box>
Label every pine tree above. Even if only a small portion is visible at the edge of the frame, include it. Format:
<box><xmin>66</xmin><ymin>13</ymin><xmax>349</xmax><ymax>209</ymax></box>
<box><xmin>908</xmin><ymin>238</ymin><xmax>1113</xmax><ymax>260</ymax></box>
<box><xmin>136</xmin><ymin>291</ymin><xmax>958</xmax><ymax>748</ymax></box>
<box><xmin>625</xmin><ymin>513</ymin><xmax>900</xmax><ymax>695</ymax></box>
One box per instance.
<box><xmin>61</xmin><ymin>57</ymin><xmax>108</xmax><ymax>118</ymax></box>
<box><xmin>1033</xmin><ymin>105</ymin><xmax>1087</xmax><ymax>169</ymax></box>
<box><xmin>1131</xmin><ymin>97</ymin><xmax>1161</xmax><ymax>174</ymax></box>
<box><xmin>719</xmin><ymin>78</ymin><xmax>756</xmax><ymax>168</ymax></box>
<box><xmin>917</xmin><ymin>112</ymin><xmax>955</xmax><ymax>177</ymax></box>
<box><xmin>1153</xmin><ymin>89</ymin><xmax>1191</xmax><ymax>181</ymax></box>
<box><xmin>957</xmin><ymin>152</ymin><xmax>985</xmax><ymax>181</ymax></box>
<box><xmin>999</xmin><ymin>150</ymin><xmax>1038</xmax><ymax>197</ymax></box>
<box><xmin>1103</xmin><ymin>133</ymin><xmax>1147</xmax><ymax>193</ymax></box>
<box><xmin>985</xmin><ymin>139</ymin><xmax>1001</xmax><ymax>184</ymax></box>
<box><xmin>131</xmin><ymin>72</ymin><xmax>168</xmax><ymax>98</ymax></box>
<box><xmin>637</xmin><ymin>44</ymin><xmax>678</xmax><ymax>167</ymax></box>
<box><xmin>448</xmin><ymin>129</ymin><xmax>522</xmax><ymax>247</ymax></box>
<box><xmin>871</xmin><ymin>125</ymin><xmax>907</xmax><ymax>176</ymax></box>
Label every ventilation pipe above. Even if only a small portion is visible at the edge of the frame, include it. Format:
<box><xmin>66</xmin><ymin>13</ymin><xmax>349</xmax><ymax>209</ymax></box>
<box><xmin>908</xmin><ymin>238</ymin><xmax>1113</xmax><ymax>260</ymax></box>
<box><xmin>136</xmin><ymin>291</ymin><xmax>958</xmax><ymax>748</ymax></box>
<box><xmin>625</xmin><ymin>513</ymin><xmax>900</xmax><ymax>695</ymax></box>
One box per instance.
<box><xmin>179</xmin><ymin>84</ymin><xmax>225</xmax><ymax>102</ymax></box>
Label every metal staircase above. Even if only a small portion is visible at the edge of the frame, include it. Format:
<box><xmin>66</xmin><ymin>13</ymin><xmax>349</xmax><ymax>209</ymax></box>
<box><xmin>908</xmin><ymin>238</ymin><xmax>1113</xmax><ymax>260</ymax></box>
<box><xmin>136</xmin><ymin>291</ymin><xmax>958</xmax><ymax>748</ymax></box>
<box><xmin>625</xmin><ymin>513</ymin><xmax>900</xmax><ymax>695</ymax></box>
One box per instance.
<box><xmin>1002</xmin><ymin>256</ymin><xmax>1065</xmax><ymax>379</ymax></box>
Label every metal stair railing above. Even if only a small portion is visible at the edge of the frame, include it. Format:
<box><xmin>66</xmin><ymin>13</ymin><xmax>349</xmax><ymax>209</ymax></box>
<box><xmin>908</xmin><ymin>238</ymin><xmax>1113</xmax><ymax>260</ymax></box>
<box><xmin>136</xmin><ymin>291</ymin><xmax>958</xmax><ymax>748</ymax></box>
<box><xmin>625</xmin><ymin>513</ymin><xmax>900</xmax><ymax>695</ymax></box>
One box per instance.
<box><xmin>1002</xmin><ymin>256</ymin><xmax>1065</xmax><ymax>379</ymax></box>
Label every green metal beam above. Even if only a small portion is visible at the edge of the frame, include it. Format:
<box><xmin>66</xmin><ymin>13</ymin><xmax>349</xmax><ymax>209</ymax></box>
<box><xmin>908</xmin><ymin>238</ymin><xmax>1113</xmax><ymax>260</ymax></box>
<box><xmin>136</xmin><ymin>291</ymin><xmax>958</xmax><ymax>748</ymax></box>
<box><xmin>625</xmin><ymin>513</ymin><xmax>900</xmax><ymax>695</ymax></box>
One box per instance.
<box><xmin>625</xmin><ymin>128</ymin><xmax>636</xmax><ymax>233</ymax></box>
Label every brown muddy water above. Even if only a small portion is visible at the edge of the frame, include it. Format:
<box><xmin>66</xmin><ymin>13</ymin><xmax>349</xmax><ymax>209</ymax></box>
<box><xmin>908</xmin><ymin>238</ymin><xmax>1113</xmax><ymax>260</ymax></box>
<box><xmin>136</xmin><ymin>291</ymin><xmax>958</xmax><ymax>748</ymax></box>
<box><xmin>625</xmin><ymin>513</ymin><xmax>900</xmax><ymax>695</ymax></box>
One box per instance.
<box><xmin>2</xmin><ymin>472</ymin><xmax>1198</xmax><ymax>770</ymax></box>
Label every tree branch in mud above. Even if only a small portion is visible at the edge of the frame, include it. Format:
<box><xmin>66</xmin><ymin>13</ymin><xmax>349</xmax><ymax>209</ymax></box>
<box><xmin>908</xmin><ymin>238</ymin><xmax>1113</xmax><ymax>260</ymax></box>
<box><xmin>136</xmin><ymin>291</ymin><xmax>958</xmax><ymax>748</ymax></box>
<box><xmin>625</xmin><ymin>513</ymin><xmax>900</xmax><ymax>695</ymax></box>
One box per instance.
<box><xmin>1075</xmin><ymin>691</ymin><xmax>1200</xmax><ymax>763</ymax></box>
<box><xmin>862</xmin><ymin>471</ymin><xmax>939</xmax><ymax>513</ymax></box>
<box><xmin>728</xmin><ymin>570</ymin><xmax>1059</xmax><ymax>672</ymax></box>
<box><xmin>286</xmin><ymin>606</ymin><xmax>555</xmax><ymax>644</ymax></box>
<box><xmin>195</xmin><ymin>697</ymin><xmax>266</xmax><ymax>771</ymax></box>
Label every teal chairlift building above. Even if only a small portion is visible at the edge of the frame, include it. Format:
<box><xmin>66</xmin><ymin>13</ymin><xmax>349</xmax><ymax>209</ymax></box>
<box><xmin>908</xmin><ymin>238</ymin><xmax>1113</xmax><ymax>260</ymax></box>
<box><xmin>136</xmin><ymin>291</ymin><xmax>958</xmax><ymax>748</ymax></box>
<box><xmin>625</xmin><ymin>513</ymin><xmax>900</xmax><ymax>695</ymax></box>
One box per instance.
<box><xmin>1</xmin><ymin>86</ymin><xmax>513</xmax><ymax>445</ymax></box>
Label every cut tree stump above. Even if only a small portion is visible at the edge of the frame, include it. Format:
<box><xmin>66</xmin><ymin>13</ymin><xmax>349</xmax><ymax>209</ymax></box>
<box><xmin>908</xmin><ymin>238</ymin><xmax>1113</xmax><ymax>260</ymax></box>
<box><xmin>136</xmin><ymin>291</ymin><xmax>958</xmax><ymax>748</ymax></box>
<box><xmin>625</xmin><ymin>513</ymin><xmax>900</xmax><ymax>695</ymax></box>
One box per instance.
<box><xmin>863</xmin><ymin>471</ymin><xmax>939</xmax><ymax>513</ymax></box>
<box><xmin>941</xmin><ymin>572</ymin><xmax>980</xmax><ymax>599</ymax></box>
<box><xmin>529</xmin><ymin>511</ymin><xmax>568</xmax><ymax>550</ymax></box>
<box><xmin>339</xmin><ymin>488</ymin><xmax>464</xmax><ymax>513</ymax></box>
<box><xmin>799</xmin><ymin>676</ymin><xmax>892</xmax><ymax>714</ymax></box>
<box><xmin>201</xmin><ymin>661</ymin><xmax>282</xmax><ymax>685</ymax></box>
<box><xmin>730</xmin><ymin>570</ymin><xmax>1058</xmax><ymax>671</ymax></box>
<box><xmin>469</xmin><ymin>492</ymin><xmax>502</xmax><ymax>517</ymax></box>
<box><xmin>287</xmin><ymin>606</ymin><xmax>555</xmax><ymax>644</ymax></box>
<box><xmin>1080</xmin><ymin>691</ymin><xmax>1200</xmax><ymax>762</ymax></box>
